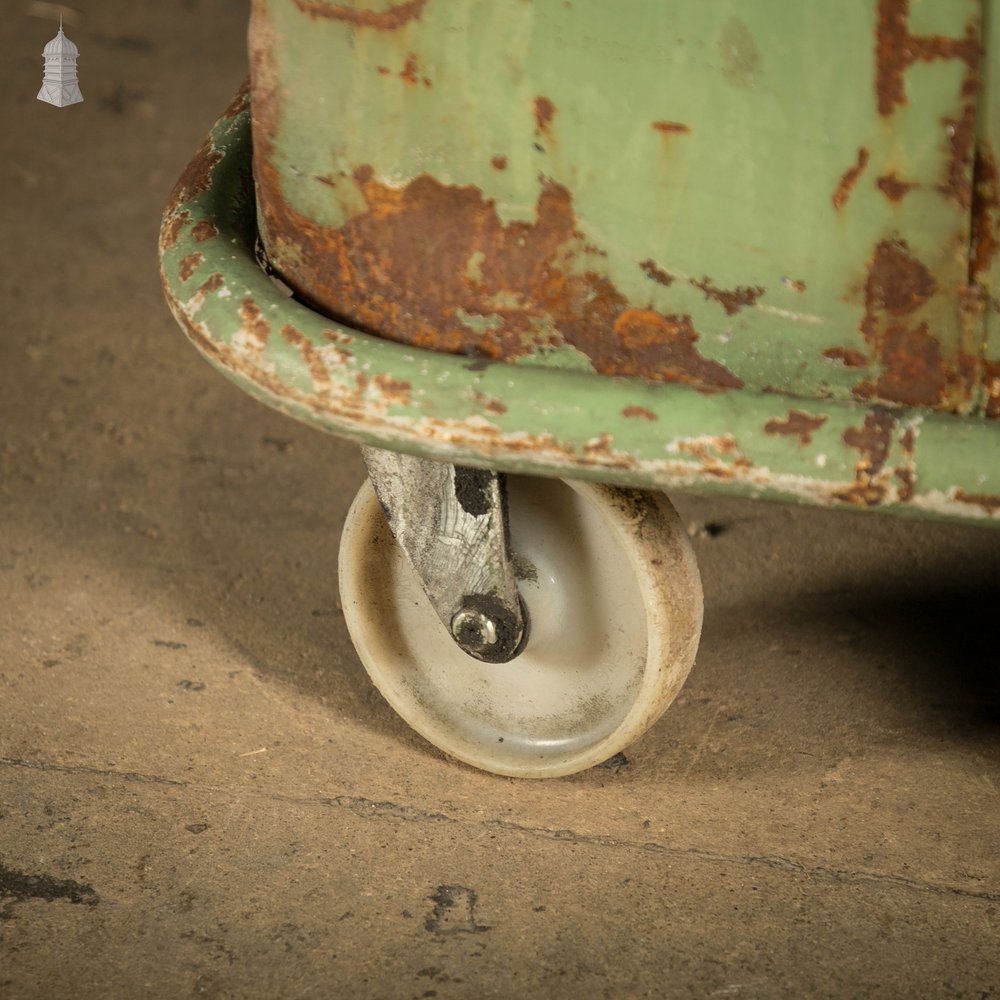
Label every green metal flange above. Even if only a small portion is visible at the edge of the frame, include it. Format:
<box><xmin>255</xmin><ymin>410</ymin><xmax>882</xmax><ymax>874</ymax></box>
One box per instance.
<box><xmin>159</xmin><ymin>86</ymin><xmax>1000</xmax><ymax>526</ymax></box>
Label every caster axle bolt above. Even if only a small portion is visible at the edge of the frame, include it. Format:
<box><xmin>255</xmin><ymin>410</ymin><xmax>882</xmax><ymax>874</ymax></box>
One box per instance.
<box><xmin>451</xmin><ymin>608</ymin><xmax>498</xmax><ymax>653</ymax></box>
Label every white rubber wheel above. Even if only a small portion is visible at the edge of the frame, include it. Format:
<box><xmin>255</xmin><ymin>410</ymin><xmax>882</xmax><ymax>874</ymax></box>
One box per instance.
<box><xmin>338</xmin><ymin>475</ymin><xmax>703</xmax><ymax>778</ymax></box>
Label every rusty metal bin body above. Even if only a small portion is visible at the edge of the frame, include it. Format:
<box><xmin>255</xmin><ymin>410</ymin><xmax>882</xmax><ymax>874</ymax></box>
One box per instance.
<box><xmin>160</xmin><ymin>0</ymin><xmax>1000</xmax><ymax>524</ymax></box>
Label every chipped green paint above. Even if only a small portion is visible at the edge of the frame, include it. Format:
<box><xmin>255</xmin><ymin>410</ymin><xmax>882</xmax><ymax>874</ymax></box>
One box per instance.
<box><xmin>160</xmin><ymin>92</ymin><xmax>1000</xmax><ymax>525</ymax></box>
<box><xmin>251</xmin><ymin>0</ymin><xmax>985</xmax><ymax>416</ymax></box>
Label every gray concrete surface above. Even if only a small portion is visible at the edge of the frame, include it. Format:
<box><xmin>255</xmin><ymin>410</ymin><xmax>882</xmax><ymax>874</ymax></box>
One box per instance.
<box><xmin>2</xmin><ymin>3</ymin><xmax>999</xmax><ymax>997</ymax></box>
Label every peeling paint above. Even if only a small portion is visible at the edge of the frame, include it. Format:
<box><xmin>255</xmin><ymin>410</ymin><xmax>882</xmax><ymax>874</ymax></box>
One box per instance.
<box><xmin>690</xmin><ymin>277</ymin><xmax>764</xmax><ymax>316</ymax></box>
<box><xmin>876</xmin><ymin>172</ymin><xmax>915</xmax><ymax>203</ymax></box>
<box><xmin>651</xmin><ymin>121</ymin><xmax>690</xmax><ymax>135</ymax></box>
<box><xmin>179</xmin><ymin>252</ymin><xmax>204</xmax><ymax>282</ymax></box>
<box><xmin>639</xmin><ymin>259</ymin><xmax>674</xmax><ymax>287</ymax></box>
<box><xmin>832</xmin><ymin>147</ymin><xmax>870</xmax><ymax>211</ymax></box>
<box><xmin>159</xmin><ymin>65</ymin><xmax>1000</xmax><ymax>533</ymax></box>
<box><xmin>533</xmin><ymin>96</ymin><xmax>556</xmax><ymax>134</ymax></box>
<box><xmin>622</xmin><ymin>405</ymin><xmax>657</xmax><ymax>421</ymax></box>
<box><xmin>763</xmin><ymin>410</ymin><xmax>828</xmax><ymax>446</ymax></box>
<box><xmin>290</xmin><ymin>0</ymin><xmax>428</xmax><ymax>29</ymax></box>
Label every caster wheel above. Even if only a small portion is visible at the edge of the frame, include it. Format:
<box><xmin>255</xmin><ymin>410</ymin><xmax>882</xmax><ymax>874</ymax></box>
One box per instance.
<box><xmin>338</xmin><ymin>475</ymin><xmax>703</xmax><ymax>778</ymax></box>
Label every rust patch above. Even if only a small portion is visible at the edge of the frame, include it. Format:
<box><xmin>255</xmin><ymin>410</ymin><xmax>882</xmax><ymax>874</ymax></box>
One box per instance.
<box><xmin>970</xmin><ymin>144</ymin><xmax>999</xmax><ymax>285</ymax></box>
<box><xmin>610</xmin><ymin>311</ymin><xmax>744</xmax><ymax>389</ymax></box>
<box><xmin>470</xmin><ymin>390</ymin><xmax>506</xmax><ymax>415</ymax></box>
<box><xmin>940</xmin><ymin>69</ymin><xmax>979</xmax><ymax>210</ymax></box>
<box><xmin>763</xmin><ymin>410</ymin><xmax>828</xmax><ymax>445</ymax></box>
<box><xmin>222</xmin><ymin>78</ymin><xmax>251</xmax><ymax>119</ymax></box>
<box><xmin>953</xmin><ymin>489</ymin><xmax>1000</xmax><ymax>514</ymax></box>
<box><xmin>622</xmin><ymin>405</ymin><xmax>657</xmax><ymax>421</ymax></box>
<box><xmin>400</xmin><ymin>53</ymin><xmax>419</xmax><ymax>85</ymax></box>
<box><xmin>651</xmin><ymin>121</ymin><xmax>690</xmax><ymax>135</ymax></box>
<box><xmin>291</xmin><ymin>0</ymin><xmax>428</xmax><ymax>28</ymax></box>
<box><xmin>280</xmin><ymin>323</ymin><xmax>333</xmax><ymax>390</ymax></box>
<box><xmin>841</xmin><ymin>238</ymin><xmax>967</xmax><ymax>409</ymax></box>
<box><xmin>372</xmin><ymin>373</ymin><xmax>411</xmax><ymax>405</ymax></box>
<box><xmin>822</xmin><ymin>346</ymin><xmax>870</xmax><ymax>368</ymax></box>
<box><xmin>691</xmin><ymin>277</ymin><xmax>764</xmax><ymax>315</ymax></box>
<box><xmin>170</xmin><ymin>135</ymin><xmax>223</xmax><ymax>206</ymax></box>
<box><xmin>876</xmin><ymin>172</ymin><xmax>915</xmax><ymax>203</ymax></box>
<box><xmin>191</xmin><ymin>220</ymin><xmax>218</xmax><ymax>243</ymax></box>
<box><xmin>982</xmin><ymin>360</ymin><xmax>1000</xmax><ymax>418</ymax></box>
<box><xmin>491</xmin><ymin>155</ymin><xmax>508</xmax><ymax>171</ymax></box>
<box><xmin>161</xmin><ymin>209</ymin><xmax>191</xmax><ymax>251</ymax></box>
<box><xmin>197</xmin><ymin>272</ymin><xmax>225</xmax><ymax>296</ymax></box>
<box><xmin>872</xmin><ymin>324</ymin><xmax>945</xmax><ymax>407</ymax></box>
<box><xmin>835</xmin><ymin>410</ymin><xmax>896</xmax><ymax>507</ymax></box>
<box><xmin>832</xmin><ymin>147</ymin><xmax>870</xmax><ymax>211</ymax></box>
<box><xmin>398</xmin><ymin>53</ymin><xmax>430</xmax><ymax>87</ymax></box>
<box><xmin>639</xmin><ymin>259</ymin><xmax>674</xmax><ymax>287</ymax></box>
<box><xmin>893</xmin><ymin>422</ymin><xmax>918</xmax><ymax>501</ymax></box>
<box><xmin>782</xmin><ymin>277</ymin><xmax>806</xmax><ymax>293</ymax></box>
<box><xmin>865</xmin><ymin>238</ymin><xmax>936</xmax><ymax>315</ymax></box>
<box><xmin>179</xmin><ymin>252</ymin><xmax>204</xmax><ymax>282</ymax></box>
<box><xmin>251</xmin><ymin>50</ymin><xmax>744</xmax><ymax>397</ymax></box>
<box><xmin>240</xmin><ymin>298</ymin><xmax>271</xmax><ymax>346</ymax></box>
<box><xmin>672</xmin><ymin>434</ymin><xmax>752</xmax><ymax>479</ymax></box>
<box><xmin>533</xmin><ymin>96</ymin><xmax>555</xmax><ymax>134</ymax></box>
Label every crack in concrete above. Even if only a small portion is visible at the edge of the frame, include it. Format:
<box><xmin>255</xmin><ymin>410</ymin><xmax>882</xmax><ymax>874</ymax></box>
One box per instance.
<box><xmin>483</xmin><ymin>820</ymin><xmax>1000</xmax><ymax>903</ymax></box>
<box><xmin>3</xmin><ymin>755</ymin><xmax>997</xmax><ymax>903</ymax></box>
<box><xmin>0</xmin><ymin>756</ymin><xmax>188</xmax><ymax>787</ymax></box>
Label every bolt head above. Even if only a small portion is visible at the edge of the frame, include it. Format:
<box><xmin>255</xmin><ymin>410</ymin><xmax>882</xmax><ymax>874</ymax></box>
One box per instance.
<box><xmin>451</xmin><ymin>608</ymin><xmax>498</xmax><ymax>652</ymax></box>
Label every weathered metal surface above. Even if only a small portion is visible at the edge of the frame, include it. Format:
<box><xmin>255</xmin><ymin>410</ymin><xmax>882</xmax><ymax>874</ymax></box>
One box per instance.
<box><xmin>360</xmin><ymin>446</ymin><xmax>526</xmax><ymax>663</ymax></box>
<box><xmin>159</xmin><ymin>95</ymin><xmax>1000</xmax><ymax>525</ymax></box>
<box><xmin>978</xmin><ymin>0</ymin><xmax>1000</xmax><ymax>415</ymax></box>
<box><xmin>249</xmin><ymin>0</ymin><xmax>989</xmax><ymax>419</ymax></box>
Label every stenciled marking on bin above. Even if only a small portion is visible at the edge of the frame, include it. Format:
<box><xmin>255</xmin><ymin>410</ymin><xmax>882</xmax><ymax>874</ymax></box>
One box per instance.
<box><xmin>690</xmin><ymin>277</ymin><xmax>764</xmax><ymax>316</ymax></box>
<box><xmin>832</xmin><ymin>147</ymin><xmax>870</xmax><ymax>211</ymax></box>
<box><xmin>875</xmin><ymin>0</ymin><xmax>980</xmax><ymax>210</ymax></box>
<box><xmin>290</xmin><ymin>0</ymin><xmax>428</xmax><ymax>28</ymax></box>
<box><xmin>763</xmin><ymin>410</ymin><xmax>828</xmax><ymax>446</ymax></box>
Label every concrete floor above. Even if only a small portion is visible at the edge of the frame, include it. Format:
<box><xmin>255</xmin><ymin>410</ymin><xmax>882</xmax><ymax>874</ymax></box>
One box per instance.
<box><xmin>2</xmin><ymin>3</ymin><xmax>1000</xmax><ymax>997</ymax></box>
